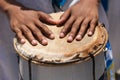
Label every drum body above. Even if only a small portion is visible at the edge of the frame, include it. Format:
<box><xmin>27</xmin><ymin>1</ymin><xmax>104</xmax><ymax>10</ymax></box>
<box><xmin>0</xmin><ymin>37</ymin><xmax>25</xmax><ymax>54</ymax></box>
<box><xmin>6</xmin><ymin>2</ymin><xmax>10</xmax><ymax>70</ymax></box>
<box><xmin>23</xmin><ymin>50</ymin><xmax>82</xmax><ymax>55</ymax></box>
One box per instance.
<box><xmin>19</xmin><ymin>52</ymin><xmax>105</xmax><ymax>80</ymax></box>
<box><xmin>14</xmin><ymin>12</ymin><xmax>108</xmax><ymax>80</ymax></box>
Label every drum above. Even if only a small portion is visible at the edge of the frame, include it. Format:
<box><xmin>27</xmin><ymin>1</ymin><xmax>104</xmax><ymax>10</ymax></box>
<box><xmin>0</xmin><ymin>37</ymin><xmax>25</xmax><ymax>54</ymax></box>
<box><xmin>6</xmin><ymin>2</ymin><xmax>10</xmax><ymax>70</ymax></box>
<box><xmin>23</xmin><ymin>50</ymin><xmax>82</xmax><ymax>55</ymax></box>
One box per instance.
<box><xmin>13</xmin><ymin>12</ymin><xmax>108</xmax><ymax>80</ymax></box>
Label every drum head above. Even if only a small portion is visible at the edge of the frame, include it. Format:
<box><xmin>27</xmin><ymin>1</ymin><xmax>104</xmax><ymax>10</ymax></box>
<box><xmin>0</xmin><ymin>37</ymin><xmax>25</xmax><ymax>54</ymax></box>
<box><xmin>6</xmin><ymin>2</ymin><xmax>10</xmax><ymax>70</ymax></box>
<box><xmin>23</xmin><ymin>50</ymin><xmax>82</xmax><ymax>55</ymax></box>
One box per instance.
<box><xmin>13</xmin><ymin>12</ymin><xmax>108</xmax><ymax>65</ymax></box>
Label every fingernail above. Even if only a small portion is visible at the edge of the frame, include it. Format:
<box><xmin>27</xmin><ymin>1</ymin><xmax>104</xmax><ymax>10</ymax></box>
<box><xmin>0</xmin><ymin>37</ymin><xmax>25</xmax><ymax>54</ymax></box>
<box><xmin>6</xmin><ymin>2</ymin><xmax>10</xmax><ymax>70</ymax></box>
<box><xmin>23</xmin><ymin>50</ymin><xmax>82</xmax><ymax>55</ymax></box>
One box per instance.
<box><xmin>50</xmin><ymin>34</ymin><xmax>55</xmax><ymax>39</ymax></box>
<box><xmin>49</xmin><ymin>18</ymin><xmax>56</xmax><ymax>22</ymax></box>
<box><xmin>42</xmin><ymin>39</ymin><xmax>48</xmax><ymax>46</ymax></box>
<box><xmin>50</xmin><ymin>18</ymin><xmax>60</xmax><ymax>25</ymax></box>
<box><xmin>49</xmin><ymin>18</ymin><xmax>54</xmax><ymax>20</ymax></box>
<box><xmin>31</xmin><ymin>40</ymin><xmax>38</xmax><ymax>45</ymax></box>
<box><xmin>59</xmin><ymin>33</ymin><xmax>65</xmax><ymax>38</ymax></box>
<box><xmin>88</xmin><ymin>31</ymin><xmax>93</xmax><ymax>35</ymax></box>
<box><xmin>60</xmin><ymin>17</ymin><xmax>64</xmax><ymax>20</ymax></box>
<box><xmin>67</xmin><ymin>36</ymin><xmax>73</xmax><ymax>42</ymax></box>
<box><xmin>21</xmin><ymin>39</ymin><xmax>26</xmax><ymax>44</ymax></box>
<box><xmin>76</xmin><ymin>35</ymin><xmax>82</xmax><ymax>41</ymax></box>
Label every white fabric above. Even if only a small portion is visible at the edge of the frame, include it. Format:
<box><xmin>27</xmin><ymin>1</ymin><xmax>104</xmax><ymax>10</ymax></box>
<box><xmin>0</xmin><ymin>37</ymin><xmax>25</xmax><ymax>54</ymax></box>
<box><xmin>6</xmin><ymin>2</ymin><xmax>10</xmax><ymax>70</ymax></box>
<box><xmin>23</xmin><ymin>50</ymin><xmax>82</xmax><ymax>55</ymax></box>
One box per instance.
<box><xmin>0</xmin><ymin>0</ymin><xmax>109</xmax><ymax>80</ymax></box>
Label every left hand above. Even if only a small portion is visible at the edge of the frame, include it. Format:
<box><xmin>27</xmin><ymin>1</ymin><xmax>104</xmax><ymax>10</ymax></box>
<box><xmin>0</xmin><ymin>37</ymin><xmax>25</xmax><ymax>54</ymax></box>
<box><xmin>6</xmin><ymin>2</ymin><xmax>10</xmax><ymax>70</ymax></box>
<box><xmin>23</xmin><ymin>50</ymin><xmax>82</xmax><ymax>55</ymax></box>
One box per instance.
<box><xmin>58</xmin><ymin>0</ymin><xmax>99</xmax><ymax>42</ymax></box>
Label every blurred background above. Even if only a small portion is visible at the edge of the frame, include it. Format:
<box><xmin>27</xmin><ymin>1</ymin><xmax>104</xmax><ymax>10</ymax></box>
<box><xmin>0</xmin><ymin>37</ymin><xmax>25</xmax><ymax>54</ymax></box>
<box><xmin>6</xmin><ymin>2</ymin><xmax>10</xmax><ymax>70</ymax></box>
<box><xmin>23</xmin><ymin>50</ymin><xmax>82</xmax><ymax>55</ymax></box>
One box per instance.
<box><xmin>101</xmin><ymin>0</ymin><xmax>120</xmax><ymax>79</ymax></box>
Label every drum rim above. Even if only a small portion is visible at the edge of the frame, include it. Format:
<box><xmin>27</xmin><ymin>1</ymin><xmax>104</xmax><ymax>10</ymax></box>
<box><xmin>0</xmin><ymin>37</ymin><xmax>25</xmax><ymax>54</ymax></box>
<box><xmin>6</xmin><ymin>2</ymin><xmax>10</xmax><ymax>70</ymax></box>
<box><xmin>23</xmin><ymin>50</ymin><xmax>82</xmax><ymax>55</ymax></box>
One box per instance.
<box><xmin>13</xmin><ymin>23</ymin><xmax>108</xmax><ymax>66</ymax></box>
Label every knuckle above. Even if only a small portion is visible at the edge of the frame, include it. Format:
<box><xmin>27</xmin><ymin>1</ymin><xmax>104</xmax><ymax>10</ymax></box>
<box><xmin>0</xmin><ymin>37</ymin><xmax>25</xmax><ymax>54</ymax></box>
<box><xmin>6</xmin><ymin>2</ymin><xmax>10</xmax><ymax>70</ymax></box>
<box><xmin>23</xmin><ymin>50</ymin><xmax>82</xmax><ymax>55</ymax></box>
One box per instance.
<box><xmin>28</xmin><ymin>35</ymin><xmax>34</xmax><ymax>39</ymax></box>
<box><xmin>16</xmin><ymin>29</ymin><xmax>21</xmax><ymax>33</ymax></box>
<box><xmin>61</xmin><ymin>28</ymin><xmax>67</xmax><ymax>33</ymax></box>
<box><xmin>71</xmin><ymin>27</ymin><xmax>77</xmax><ymax>33</ymax></box>
<box><xmin>79</xmin><ymin>28</ymin><xmax>85</xmax><ymax>35</ymax></box>
<box><xmin>33</xmin><ymin>30</ymin><xmax>42</xmax><ymax>36</ymax></box>
<box><xmin>71</xmin><ymin>15</ymin><xmax>76</xmax><ymax>19</ymax></box>
<box><xmin>82</xmin><ymin>22</ymin><xmax>87</xmax><ymax>27</ymax></box>
<box><xmin>39</xmin><ymin>26</ymin><xmax>51</xmax><ymax>34</ymax></box>
<box><xmin>70</xmin><ymin>31</ymin><xmax>75</xmax><ymax>36</ymax></box>
<box><xmin>16</xmin><ymin>32</ymin><xmax>22</xmax><ymax>37</ymax></box>
<box><xmin>91</xmin><ymin>21</ymin><xmax>96</xmax><ymax>25</ymax></box>
<box><xmin>32</xmin><ymin>28</ymin><xmax>39</xmax><ymax>32</ymax></box>
<box><xmin>78</xmin><ymin>16</ymin><xmax>84</xmax><ymax>20</ymax></box>
<box><xmin>91</xmin><ymin>19</ymin><xmax>97</xmax><ymax>25</ymax></box>
<box><xmin>15</xmin><ymin>31</ymin><xmax>21</xmax><ymax>35</ymax></box>
<box><xmin>78</xmin><ymin>31</ymin><xmax>83</xmax><ymax>36</ymax></box>
<box><xmin>46</xmin><ymin>30</ymin><xmax>52</xmax><ymax>35</ymax></box>
<box><xmin>73</xmin><ymin>22</ymin><xmax>79</xmax><ymax>27</ymax></box>
<box><xmin>42</xmin><ymin>26</ymin><xmax>49</xmax><ymax>31</ymax></box>
<box><xmin>10</xmin><ymin>23</ymin><xmax>19</xmax><ymax>30</ymax></box>
<box><xmin>92</xmin><ymin>16</ymin><xmax>98</xmax><ymax>21</ymax></box>
<box><xmin>33</xmin><ymin>29</ymin><xmax>40</xmax><ymax>34</ymax></box>
<box><xmin>65</xmin><ymin>21</ymin><xmax>71</xmax><ymax>26</ymax></box>
<box><xmin>39</xmin><ymin>24</ymin><xmax>46</xmax><ymax>28</ymax></box>
<box><xmin>38</xmin><ymin>36</ymin><xmax>44</xmax><ymax>41</ymax></box>
<box><xmin>64</xmin><ymin>23</ymin><xmax>71</xmax><ymax>29</ymax></box>
<box><xmin>23</xmin><ymin>28</ymin><xmax>30</xmax><ymax>34</ymax></box>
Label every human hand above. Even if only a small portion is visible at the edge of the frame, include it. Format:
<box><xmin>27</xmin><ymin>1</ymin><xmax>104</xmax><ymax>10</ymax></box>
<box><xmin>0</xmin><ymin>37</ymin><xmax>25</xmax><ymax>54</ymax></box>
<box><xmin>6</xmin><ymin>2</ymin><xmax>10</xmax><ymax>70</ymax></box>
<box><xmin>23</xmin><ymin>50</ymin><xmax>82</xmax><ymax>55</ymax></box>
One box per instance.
<box><xmin>7</xmin><ymin>6</ymin><xmax>57</xmax><ymax>46</ymax></box>
<box><xmin>58</xmin><ymin>0</ymin><xmax>99</xmax><ymax>42</ymax></box>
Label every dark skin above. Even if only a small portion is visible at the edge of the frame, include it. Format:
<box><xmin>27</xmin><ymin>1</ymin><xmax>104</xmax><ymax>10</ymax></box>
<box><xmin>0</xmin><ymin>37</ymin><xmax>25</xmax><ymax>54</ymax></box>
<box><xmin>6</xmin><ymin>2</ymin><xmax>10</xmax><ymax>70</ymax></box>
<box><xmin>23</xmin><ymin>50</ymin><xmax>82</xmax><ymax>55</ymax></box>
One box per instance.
<box><xmin>7</xmin><ymin>6</ymin><xmax>57</xmax><ymax>46</ymax></box>
<box><xmin>59</xmin><ymin>0</ymin><xmax>99</xmax><ymax>42</ymax></box>
<box><xmin>0</xmin><ymin>0</ymin><xmax>57</xmax><ymax>46</ymax></box>
<box><xmin>0</xmin><ymin>0</ymin><xmax>100</xmax><ymax>46</ymax></box>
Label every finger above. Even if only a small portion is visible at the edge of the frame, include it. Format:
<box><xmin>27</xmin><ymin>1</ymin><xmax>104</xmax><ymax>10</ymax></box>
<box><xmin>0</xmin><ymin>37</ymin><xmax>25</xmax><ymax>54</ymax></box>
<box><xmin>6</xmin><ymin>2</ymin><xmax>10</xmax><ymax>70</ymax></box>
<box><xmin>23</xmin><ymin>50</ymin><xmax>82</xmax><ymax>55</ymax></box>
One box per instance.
<box><xmin>38</xmin><ymin>11</ymin><xmax>57</xmax><ymax>24</ymax></box>
<box><xmin>21</xmin><ymin>25</ymin><xmax>38</xmax><ymax>46</ymax></box>
<box><xmin>58</xmin><ymin>9</ymin><xmax>71</xmax><ymax>25</ymax></box>
<box><xmin>27</xmin><ymin>23</ymin><xmax>48</xmax><ymax>46</ymax></box>
<box><xmin>88</xmin><ymin>18</ymin><xmax>98</xmax><ymax>36</ymax></box>
<box><xmin>59</xmin><ymin>16</ymin><xmax>75</xmax><ymax>38</ymax></box>
<box><xmin>35</xmin><ymin>20</ymin><xmax>55</xmax><ymax>39</ymax></box>
<box><xmin>67</xmin><ymin>17</ymin><xmax>84</xmax><ymax>42</ymax></box>
<box><xmin>33</xmin><ymin>30</ymin><xmax>48</xmax><ymax>46</ymax></box>
<box><xmin>14</xmin><ymin>28</ymin><xmax>26</xmax><ymax>44</ymax></box>
<box><xmin>76</xmin><ymin>17</ymin><xmax>91</xmax><ymax>41</ymax></box>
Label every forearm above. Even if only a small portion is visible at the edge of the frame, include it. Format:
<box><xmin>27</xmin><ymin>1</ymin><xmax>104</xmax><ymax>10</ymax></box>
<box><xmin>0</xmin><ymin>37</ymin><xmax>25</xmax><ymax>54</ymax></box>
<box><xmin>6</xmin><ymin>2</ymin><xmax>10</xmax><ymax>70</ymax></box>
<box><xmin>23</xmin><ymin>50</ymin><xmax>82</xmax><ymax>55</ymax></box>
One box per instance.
<box><xmin>79</xmin><ymin>0</ymin><xmax>100</xmax><ymax>5</ymax></box>
<box><xmin>0</xmin><ymin>0</ymin><xmax>22</xmax><ymax>12</ymax></box>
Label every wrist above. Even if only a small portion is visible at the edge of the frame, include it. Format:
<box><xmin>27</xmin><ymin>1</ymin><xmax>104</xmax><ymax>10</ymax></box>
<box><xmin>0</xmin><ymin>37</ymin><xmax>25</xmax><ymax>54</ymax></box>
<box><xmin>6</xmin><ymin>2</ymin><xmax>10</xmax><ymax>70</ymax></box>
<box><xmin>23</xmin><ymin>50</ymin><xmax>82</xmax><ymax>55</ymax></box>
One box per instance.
<box><xmin>79</xmin><ymin>0</ymin><xmax>100</xmax><ymax>5</ymax></box>
<box><xmin>0</xmin><ymin>1</ymin><xmax>22</xmax><ymax>13</ymax></box>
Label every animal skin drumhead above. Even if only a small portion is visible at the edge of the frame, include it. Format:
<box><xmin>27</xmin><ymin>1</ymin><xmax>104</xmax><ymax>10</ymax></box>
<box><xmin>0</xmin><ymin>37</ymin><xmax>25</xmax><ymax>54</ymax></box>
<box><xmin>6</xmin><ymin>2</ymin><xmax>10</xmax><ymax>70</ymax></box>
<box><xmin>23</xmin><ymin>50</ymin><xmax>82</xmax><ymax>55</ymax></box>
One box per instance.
<box><xmin>13</xmin><ymin>12</ymin><xmax>108</xmax><ymax>65</ymax></box>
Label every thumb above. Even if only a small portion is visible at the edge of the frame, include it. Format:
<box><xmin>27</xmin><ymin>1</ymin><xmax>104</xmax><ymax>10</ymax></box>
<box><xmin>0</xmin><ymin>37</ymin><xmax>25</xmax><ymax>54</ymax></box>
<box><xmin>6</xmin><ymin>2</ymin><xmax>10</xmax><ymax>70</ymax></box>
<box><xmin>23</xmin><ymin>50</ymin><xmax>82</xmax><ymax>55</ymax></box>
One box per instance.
<box><xmin>58</xmin><ymin>9</ymin><xmax>71</xmax><ymax>25</ymax></box>
<box><xmin>38</xmin><ymin>11</ymin><xmax>57</xmax><ymax>25</ymax></box>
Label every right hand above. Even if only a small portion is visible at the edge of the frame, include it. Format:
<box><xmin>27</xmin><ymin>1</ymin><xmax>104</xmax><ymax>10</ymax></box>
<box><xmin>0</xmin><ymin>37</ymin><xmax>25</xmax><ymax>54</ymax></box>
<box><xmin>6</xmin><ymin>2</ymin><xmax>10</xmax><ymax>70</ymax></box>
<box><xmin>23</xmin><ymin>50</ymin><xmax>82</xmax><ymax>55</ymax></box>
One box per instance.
<box><xmin>6</xmin><ymin>6</ymin><xmax>57</xmax><ymax>46</ymax></box>
<box><xmin>58</xmin><ymin>0</ymin><xmax>99</xmax><ymax>42</ymax></box>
